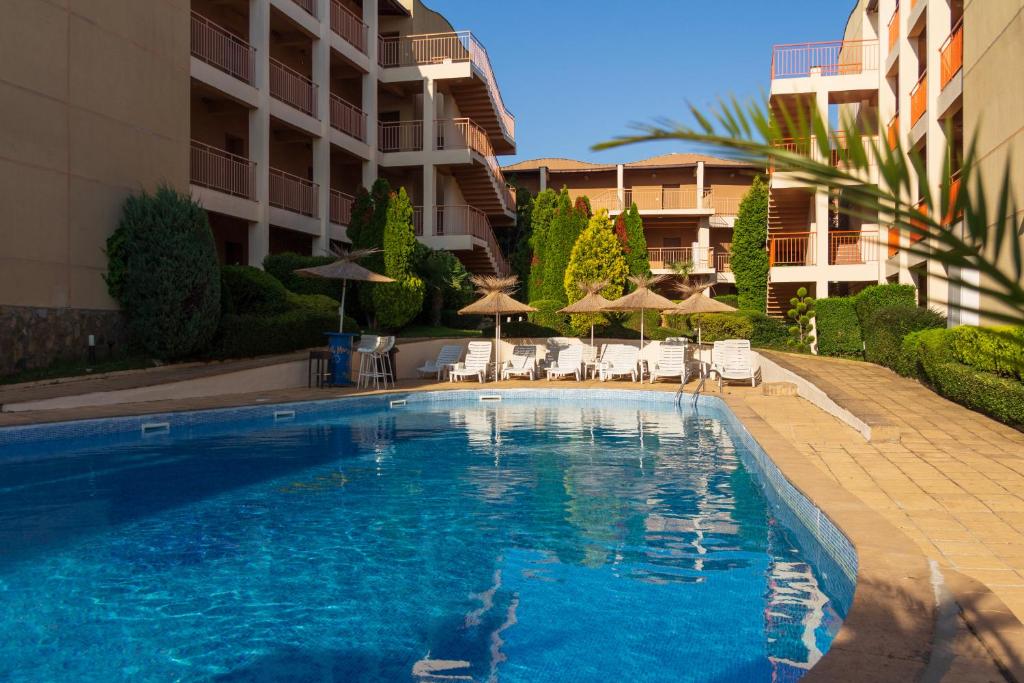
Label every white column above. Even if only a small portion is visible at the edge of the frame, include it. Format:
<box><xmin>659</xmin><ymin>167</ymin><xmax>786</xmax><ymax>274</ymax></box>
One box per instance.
<box><xmin>616</xmin><ymin>163</ymin><xmax>624</xmax><ymax>209</ymax></box>
<box><xmin>248</xmin><ymin>0</ymin><xmax>271</xmax><ymax>267</ymax></box>
<box><xmin>539</xmin><ymin>166</ymin><xmax>548</xmax><ymax>192</ymax></box>
<box><xmin>695</xmin><ymin>160</ymin><xmax>705</xmax><ymax>210</ymax></box>
<box><xmin>814</xmin><ymin>188</ymin><xmax>829</xmax><ymax>296</ymax></box>
<box><xmin>925</xmin><ymin>0</ymin><xmax>952</xmax><ymax>313</ymax></box>
<box><xmin>312</xmin><ymin>0</ymin><xmax>331</xmax><ymax>254</ymax></box>
<box><xmin>362</xmin><ymin>0</ymin><xmax>379</xmax><ymax>187</ymax></box>
<box><xmin>696</xmin><ymin>217</ymin><xmax>710</xmax><ymax>270</ymax></box>
<box><xmin>421</xmin><ymin>76</ymin><xmax>436</xmax><ymax>236</ymax></box>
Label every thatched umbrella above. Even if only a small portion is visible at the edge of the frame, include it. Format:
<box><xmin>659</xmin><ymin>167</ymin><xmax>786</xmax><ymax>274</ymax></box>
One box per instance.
<box><xmin>602</xmin><ymin>274</ymin><xmax>677</xmax><ymax>350</ymax></box>
<box><xmin>558</xmin><ymin>280</ymin><xmax>614</xmax><ymax>346</ymax></box>
<box><xmin>295</xmin><ymin>247</ymin><xmax>393</xmax><ymax>333</ymax></box>
<box><xmin>458</xmin><ymin>275</ymin><xmax>537</xmax><ymax>380</ymax></box>
<box><xmin>663</xmin><ymin>291</ymin><xmax>737</xmax><ymax>345</ymax></box>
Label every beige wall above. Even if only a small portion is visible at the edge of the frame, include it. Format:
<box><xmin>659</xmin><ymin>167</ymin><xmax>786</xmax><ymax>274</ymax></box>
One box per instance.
<box><xmin>0</xmin><ymin>0</ymin><xmax>190</xmax><ymax>311</ymax></box>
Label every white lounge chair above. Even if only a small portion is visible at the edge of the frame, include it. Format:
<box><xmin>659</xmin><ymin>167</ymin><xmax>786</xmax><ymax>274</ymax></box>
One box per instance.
<box><xmin>546</xmin><ymin>345</ymin><xmax>583</xmax><ymax>381</ymax></box>
<box><xmin>502</xmin><ymin>345</ymin><xmax>537</xmax><ymax>380</ymax></box>
<box><xmin>649</xmin><ymin>343</ymin><xmax>686</xmax><ymax>384</ymax></box>
<box><xmin>711</xmin><ymin>339</ymin><xmax>761</xmax><ymax>389</ymax></box>
<box><xmin>449</xmin><ymin>341</ymin><xmax>492</xmax><ymax>383</ymax></box>
<box><xmin>418</xmin><ymin>344</ymin><xmax>463</xmax><ymax>380</ymax></box>
<box><xmin>541</xmin><ymin>337</ymin><xmax>576</xmax><ymax>370</ymax></box>
<box><xmin>598</xmin><ymin>344</ymin><xmax>639</xmax><ymax>382</ymax></box>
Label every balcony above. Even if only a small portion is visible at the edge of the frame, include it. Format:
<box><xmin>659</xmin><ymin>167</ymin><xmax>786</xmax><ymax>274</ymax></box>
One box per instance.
<box><xmin>331</xmin><ymin>1</ymin><xmax>367</xmax><ymax>54</ymax></box>
<box><xmin>910</xmin><ymin>72</ymin><xmax>927</xmax><ymax>125</ymax></box>
<box><xmin>291</xmin><ymin>0</ymin><xmax>316</xmax><ymax>18</ymax></box>
<box><xmin>626</xmin><ymin>187</ymin><xmax>706</xmax><ymax>211</ymax></box>
<box><xmin>888</xmin><ymin>4</ymin><xmax>900</xmax><ymax>51</ymax></box>
<box><xmin>770</xmin><ymin>39</ymin><xmax>879</xmax><ymax>79</ymax></box>
<box><xmin>887</xmin><ymin>113</ymin><xmax>900</xmax><ymax>150</ymax></box>
<box><xmin>648</xmin><ymin>246</ymin><xmax>714</xmax><ymax>271</ymax></box>
<box><xmin>945</xmin><ymin>169</ymin><xmax>962</xmax><ymax>225</ymax></box>
<box><xmin>190</xmin><ymin>12</ymin><xmax>255</xmax><ymax>85</ymax></box>
<box><xmin>415</xmin><ymin>204</ymin><xmax>509</xmax><ymax>275</ymax></box>
<box><xmin>828</xmin><ymin>231</ymin><xmax>872</xmax><ymax>264</ymax></box>
<box><xmin>270</xmin><ymin>168</ymin><xmax>318</xmax><ymax>217</ymax></box>
<box><xmin>330</xmin><ymin>94</ymin><xmax>367</xmax><ymax>141</ymax></box>
<box><xmin>377</xmin><ymin>31</ymin><xmax>515</xmax><ymax>145</ymax></box>
<box><xmin>330</xmin><ymin>189</ymin><xmax>354</xmax><ymax>225</ymax></box>
<box><xmin>716</xmin><ymin>252</ymin><xmax>731</xmax><ymax>272</ymax></box>
<box><xmin>940</xmin><ymin>20</ymin><xmax>964</xmax><ymax>90</ymax></box>
<box><xmin>378</xmin><ymin>120</ymin><xmax>423</xmax><ymax>152</ymax></box>
<box><xmin>436</xmin><ymin>118</ymin><xmax>515</xmax><ymax>214</ymax></box>
<box><xmin>190</xmin><ymin>140</ymin><xmax>256</xmax><ymax>200</ymax></box>
<box><xmin>769</xmin><ymin>232</ymin><xmax>815</xmax><ymax>266</ymax></box>
<box><xmin>270</xmin><ymin>58</ymin><xmax>317</xmax><ymax>117</ymax></box>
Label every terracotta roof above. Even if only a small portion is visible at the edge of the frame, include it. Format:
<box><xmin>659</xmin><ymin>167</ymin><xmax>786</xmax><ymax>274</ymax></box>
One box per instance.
<box><xmin>502</xmin><ymin>153</ymin><xmax>753</xmax><ymax>173</ymax></box>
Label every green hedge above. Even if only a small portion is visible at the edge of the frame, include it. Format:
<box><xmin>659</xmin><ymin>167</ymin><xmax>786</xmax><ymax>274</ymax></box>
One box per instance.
<box><xmin>916</xmin><ymin>329</ymin><xmax>1024</xmax><ymax>428</ymax></box>
<box><xmin>863</xmin><ymin>305</ymin><xmax>946</xmax><ymax>371</ymax></box>
<box><xmin>743</xmin><ymin>311</ymin><xmax>790</xmax><ymax>349</ymax></box>
<box><xmin>528</xmin><ymin>299</ymin><xmax>570</xmax><ymax>334</ymax></box>
<box><xmin>949</xmin><ymin>326</ymin><xmax>1024</xmax><ymax>380</ymax></box>
<box><xmin>221</xmin><ymin>265</ymin><xmax>292</xmax><ymax>315</ymax></box>
<box><xmin>854</xmin><ymin>283</ymin><xmax>916</xmax><ymax>327</ymax></box>
<box><xmin>690</xmin><ymin>313</ymin><xmax>756</xmax><ymax>342</ymax></box>
<box><xmin>263</xmin><ymin>252</ymin><xmax>345</xmax><ymax>301</ymax></box>
<box><xmin>713</xmin><ymin>294</ymin><xmax>739</xmax><ymax>309</ymax></box>
<box><xmin>816</xmin><ymin>297</ymin><xmax>863</xmax><ymax>357</ymax></box>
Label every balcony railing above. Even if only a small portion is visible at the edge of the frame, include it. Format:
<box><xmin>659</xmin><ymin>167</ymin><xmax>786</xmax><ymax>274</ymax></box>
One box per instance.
<box><xmin>378</xmin><ymin>120</ymin><xmax>423</xmax><ymax>152</ymax></box>
<box><xmin>710</xmin><ymin>195</ymin><xmax>741</xmax><ymax>215</ymax></box>
<box><xmin>829</xmin><ymin>231</ymin><xmax>873</xmax><ymax>264</ymax></box>
<box><xmin>940</xmin><ymin>20</ymin><xmax>964</xmax><ymax>89</ymax></box>
<box><xmin>771</xmin><ymin>39</ymin><xmax>879</xmax><ymax>79</ymax></box>
<box><xmin>190</xmin><ymin>12</ymin><xmax>255</xmax><ymax>85</ymax></box>
<box><xmin>946</xmin><ymin>169</ymin><xmax>962</xmax><ymax>225</ymax></box>
<box><xmin>910</xmin><ymin>199</ymin><xmax>928</xmax><ymax>242</ymax></box>
<box><xmin>270</xmin><ymin>58</ymin><xmax>317</xmax><ymax>117</ymax></box>
<box><xmin>413</xmin><ymin>207</ymin><xmax>423</xmax><ymax>236</ymax></box>
<box><xmin>625</xmin><ymin>187</ymin><xmax>702</xmax><ymax>211</ymax></box>
<box><xmin>377</xmin><ymin>31</ymin><xmax>515</xmax><ymax>140</ymax></box>
<box><xmin>291</xmin><ymin>0</ymin><xmax>316</xmax><ymax>18</ymax></box>
<box><xmin>269</xmin><ymin>168</ymin><xmax>318</xmax><ymax>217</ymax></box>
<box><xmin>716</xmin><ymin>252</ymin><xmax>731</xmax><ymax>272</ymax></box>
<box><xmin>648</xmin><ymin>247</ymin><xmax>714</xmax><ymax>270</ymax></box>
<box><xmin>888</xmin><ymin>3</ymin><xmax>900</xmax><ymax>51</ymax></box>
<box><xmin>910</xmin><ymin>72</ymin><xmax>927</xmax><ymax>125</ymax></box>
<box><xmin>329</xmin><ymin>94</ymin><xmax>367</xmax><ymax>141</ymax></box>
<box><xmin>436</xmin><ymin>118</ymin><xmax>514</xmax><ymax>210</ymax></box>
<box><xmin>769</xmin><ymin>232</ymin><xmax>815</xmax><ymax>266</ymax></box>
<box><xmin>190</xmin><ymin>140</ymin><xmax>256</xmax><ymax>200</ymax></box>
<box><xmin>888</xmin><ymin>227</ymin><xmax>900</xmax><ymax>258</ymax></box>
<box><xmin>330</xmin><ymin>189</ymin><xmax>354</xmax><ymax>225</ymax></box>
<box><xmin>887</xmin><ymin>112</ymin><xmax>900</xmax><ymax>150</ymax></box>
<box><xmin>331</xmin><ymin>1</ymin><xmax>367</xmax><ymax>54</ymax></box>
<box><xmin>433</xmin><ymin>204</ymin><xmax>510</xmax><ymax>275</ymax></box>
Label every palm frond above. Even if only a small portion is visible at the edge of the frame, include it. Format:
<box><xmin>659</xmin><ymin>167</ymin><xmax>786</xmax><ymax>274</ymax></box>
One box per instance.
<box><xmin>576</xmin><ymin>280</ymin><xmax>610</xmax><ymax>295</ymax></box>
<box><xmin>329</xmin><ymin>245</ymin><xmax>380</xmax><ymax>262</ymax></box>
<box><xmin>470</xmin><ymin>274</ymin><xmax>519</xmax><ymax>296</ymax></box>
<box><xmin>628</xmin><ymin>273</ymin><xmax>666</xmax><ymax>290</ymax></box>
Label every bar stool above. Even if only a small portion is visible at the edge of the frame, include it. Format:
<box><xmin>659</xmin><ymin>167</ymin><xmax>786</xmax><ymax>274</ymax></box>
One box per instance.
<box><xmin>354</xmin><ymin>334</ymin><xmax>379</xmax><ymax>388</ymax></box>
<box><xmin>308</xmin><ymin>349</ymin><xmax>333</xmax><ymax>388</ymax></box>
<box><xmin>375</xmin><ymin>336</ymin><xmax>396</xmax><ymax>388</ymax></box>
<box><xmin>358</xmin><ymin>336</ymin><xmax>389</xmax><ymax>389</ymax></box>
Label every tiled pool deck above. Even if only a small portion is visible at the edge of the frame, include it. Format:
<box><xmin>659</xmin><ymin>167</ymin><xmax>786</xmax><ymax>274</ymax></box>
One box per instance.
<box><xmin>3</xmin><ymin>354</ymin><xmax>1023</xmax><ymax>682</ymax></box>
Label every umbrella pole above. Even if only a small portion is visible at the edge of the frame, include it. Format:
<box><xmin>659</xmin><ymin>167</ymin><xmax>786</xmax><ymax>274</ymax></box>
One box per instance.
<box><xmin>339</xmin><ymin>280</ymin><xmax>347</xmax><ymax>333</ymax></box>
<box><xmin>495</xmin><ymin>313</ymin><xmax>501</xmax><ymax>382</ymax></box>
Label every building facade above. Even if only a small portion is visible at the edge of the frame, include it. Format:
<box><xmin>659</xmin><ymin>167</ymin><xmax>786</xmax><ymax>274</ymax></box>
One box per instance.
<box><xmin>1</xmin><ymin>0</ymin><xmax>516</xmax><ymax>374</ymax></box>
<box><xmin>504</xmin><ymin>154</ymin><xmax>757</xmax><ymax>290</ymax></box>
<box><xmin>767</xmin><ymin>0</ymin><xmax>1024</xmax><ymax>323</ymax></box>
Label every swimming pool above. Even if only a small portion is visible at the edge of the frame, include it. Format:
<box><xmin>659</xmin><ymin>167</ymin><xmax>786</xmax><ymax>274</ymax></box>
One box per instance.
<box><xmin>0</xmin><ymin>391</ymin><xmax>855</xmax><ymax>682</ymax></box>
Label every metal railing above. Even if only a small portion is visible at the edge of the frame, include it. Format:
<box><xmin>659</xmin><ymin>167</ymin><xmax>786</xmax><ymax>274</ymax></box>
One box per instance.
<box><xmin>946</xmin><ymin>169</ymin><xmax>962</xmax><ymax>225</ymax></box>
<box><xmin>888</xmin><ymin>226</ymin><xmax>900</xmax><ymax>258</ymax></box>
<box><xmin>769</xmin><ymin>232</ymin><xmax>815</xmax><ymax>266</ymax></box>
<box><xmin>435</xmin><ymin>118</ymin><xmax>514</xmax><ymax>210</ymax></box>
<box><xmin>291</xmin><ymin>0</ymin><xmax>316</xmax><ymax>18</ymax></box>
<box><xmin>771</xmin><ymin>39</ymin><xmax>879</xmax><ymax>79</ymax></box>
<box><xmin>377</xmin><ymin>31</ymin><xmax>515</xmax><ymax>140</ymax></box>
<box><xmin>888</xmin><ymin>3</ymin><xmax>900</xmax><ymax>51</ymax></box>
<box><xmin>887</xmin><ymin>112</ymin><xmax>900</xmax><ymax>150</ymax></box>
<box><xmin>412</xmin><ymin>207</ymin><xmax>423</xmax><ymax>236</ymax></box>
<box><xmin>829</xmin><ymin>231</ymin><xmax>873</xmax><ymax>264</ymax></box>
<box><xmin>190</xmin><ymin>12</ymin><xmax>255</xmax><ymax>84</ymax></box>
<box><xmin>432</xmin><ymin>204</ymin><xmax>510</xmax><ymax>275</ymax></box>
<box><xmin>588</xmin><ymin>190</ymin><xmax>622</xmax><ymax>212</ymax></box>
<box><xmin>940</xmin><ymin>20</ymin><xmax>964</xmax><ymax>89</ymax></box>
<box><xmin>330</xmin><ymin>189</ymin><xmax>354</xmax><ymax>225</ymax></box>
<box><xmin>910</xmin><ymin>71</ymin><xmax>927</xmax><ymax>125</ymax></box>
<box><xmin>647</xmin><ymin>246</ymin><xmax>714</xmax><ymax>270</ymax></box>
<box><xmin>625</xmin><ymin>187</ymin><xmax>702</xmax><ymax>211</ymax></box>
<box><xmin>331</xmin><ymin>1</ymin><xmax>367</xmax><ymax>54</ymax></box>
<box><xmin>710</xmin><ymin>195</ymin><xmax>741</xmax><ymax>215</ymax></box>
<box><xmin>716</xmin><ymin>252</ymin><xmax>731</xmax><ymax>272</ymax></box>
<box><xmin>378</xmin><ymin>120</ymin><xmax>423</xmax><ymax>152</ymax></box>
<box><xmin>190</xmin><ymin>140</ymin><xmax>256</xmax><ymax>200</ymax></box>
<box><xmin>329</xmin><ymin>94</ymin><xmax>367</xmax><ymax>141</ymax></box>
<box><xmin>269</xmin><ymin>168</ymin><xmax>319</xmax><ymax>217</ymax></box>
<box><xmin>270</xmin><ymin>58</ymin><xmax>317</xmax><ymax>117</ymax></box>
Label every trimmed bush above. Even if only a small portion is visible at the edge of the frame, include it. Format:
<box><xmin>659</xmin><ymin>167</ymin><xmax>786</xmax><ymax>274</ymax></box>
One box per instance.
<box><xmin>713</xmin><ymin>294</ymin><xmax>739</xmax><ymax>308</ymax></box>
<box><xmin>731</xmin><ymin>176</ymin><xmax>769</xmax><ymax>312</ymax></box>
<box><xmin>863</xmin><ymin>305</ymin><xmax>946</xmax><ymax>370</ymax></box>
<box><xmin>527</xmin><ymin>299</ymin><xmax>570</xmax><ymax>334</ymax></box>
<box><xmin>564</xmin><ymin>209</ymin><xmax>628</xmax><ymax>335</ymax></box>
<box><xmin>742</xmin><ymin>311</ymin><xmax>790</xmax><ymax>349</ymax></box>
<box><xmin>263</xmin><ymin>252</ymin><xmax>344</xmax><ymax>301</ymax></box>
<box><xmin>211</xmin><ymin>308</ymin><xmax>340</xmax><ymax>359</ymax></box>
<box><xmin>853</xmin><ymin>283</ymin><xmax>916</xmax><ymax>327</ymax></box>
<box><xmin>816</xmin><ymin>297</ymin><xmax>863</xmax><ymax>357</ymax></box>
<box><xmin>690</xmin><ymin>313</ymin><xmax>756</xmax><ymax>343</ymax></box>
<box><xmin>949</xmin><ymin>326</ymin><xmax>1024</xmax><ymax>380</ymax></box>
<box><xmin>897</xmin><ymin>329</ymin><xmax>931</xmax><ymax>378</ymax></box>
<box><xmin>373</xmin><ymin>188</ymin><xmax>424</xmax><ymax>329</ymax></box>
<box><xmin>221</xmin><ymin>266</ymin><xmax>291</xmax><ymax>315</ymax></box>
<box><xmin>916</xmin><ymin>329</ymin><xmax>1024</xmax><ymax>428</ymax></box>
<box><xmin>105</xmin><ymin>185</ymin><xmax>221</xmax><ymax>359</ymax></box>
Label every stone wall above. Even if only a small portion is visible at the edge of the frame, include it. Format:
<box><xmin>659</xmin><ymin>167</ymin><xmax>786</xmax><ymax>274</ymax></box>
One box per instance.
<box><xmin>0</xmin><ymin>306</ymin><xmax>127</xmax><ymax>377</ymax></box>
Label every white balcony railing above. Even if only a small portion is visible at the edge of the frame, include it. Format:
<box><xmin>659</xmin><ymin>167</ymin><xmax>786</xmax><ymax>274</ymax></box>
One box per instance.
<box><xmin>769</xmin><ymin>232</ymin><xmax>815</xmax><ymax>266</ymax></box>
<box><xmin>190</xmin><ymin>12</ymin><xmax>255</xmax><ymax>84</ymax></box>
<box><xmin>190</xmin><ymin>140</ymin><xmax>256</xmax><ymax>200</ymax></box>
<box><xmin>378</xmin><ymin>120</ymin><xmax>423</xmax><ymax>152</ymax></box>
<box><xmin>330</xmin><ymin>1</ymin><xmax>367</xmax><ymax>54</ymax></box>
<box><xmin>377</xmin><ymin>31</ymin><xmax>515</xmax><ymax>140</ymax></box>
<box><xmin>269</xmin><ymin>168</ymin><xmax>318</xmax><ymax>217</ymax></box>
<box><xmin>771</xmin><ymin>39</ymin><xmax>879</xmax><ymax>79</ymax></box>
<box><xmin>436</xmin><ymin>118</ymin><xmax>514</xmax><ymax>210</ymax></box>
<box><xmin>648</xmin><ymin>247</ymin><xmax>714</xmax><ymax>270</ymax></box>
<box><xmin>269</xmin><ymin>58</ymin><xmax>317</xmax><ymax>117</ymax></box>
<box><xmin>330</xmin><ymin>94</ymin><xmax>367</xmax><ymax>141</ymax></box>
<box><xmin>414</xmin><ymin>204</ymin><xmax>509</xmax><ymax>275</ymax></box>
<box><xmin>330</xmin><ymin>189</ymin><xmax>354</xmax><ymax>225</ymax></box>
<box><xmin>291</xmin><ymin>0</ymin><xmax>316</xmax><ymax>18</ymax></box>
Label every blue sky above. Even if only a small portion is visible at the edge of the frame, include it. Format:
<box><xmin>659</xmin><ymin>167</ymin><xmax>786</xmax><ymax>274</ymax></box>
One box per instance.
<box><xmin>424</xmin><ymin>0</ymin><xmax>855</xmax><ymax>164</ymax></box>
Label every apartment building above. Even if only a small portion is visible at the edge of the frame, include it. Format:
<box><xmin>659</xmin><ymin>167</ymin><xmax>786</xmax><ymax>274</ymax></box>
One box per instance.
<box><xmin>504</xmin><ymin>154</ymin><xmax>757</xmax><ymax>290</ymax></box>
<box><xmin>0</xmin><ymin>0</ymin><xmax>516</xmax><ymax>374</ymax></box>
<box><xmin>767</xmin><ymin>0</ymin><xmax>1023</xmax><ymax>323</ymax></box>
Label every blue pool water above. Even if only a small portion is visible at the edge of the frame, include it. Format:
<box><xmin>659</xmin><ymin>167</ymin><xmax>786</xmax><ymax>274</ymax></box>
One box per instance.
<box><xmin>0</xmin><ymin>393</ymin><xmax>854</xmax><ymax>682</ymax></box>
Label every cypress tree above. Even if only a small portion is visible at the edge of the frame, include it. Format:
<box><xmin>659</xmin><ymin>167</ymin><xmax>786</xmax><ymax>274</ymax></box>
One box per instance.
<box><xmin>731</xmin><ymin>176</ymin><xmax>770</xmax><ymax>312</ymax></box>
<box><xmin>564</xmin><ymin>209</ymin><xmax>629</xmax><ymax>334</ymax></box>
<box><xmin>541</xmin><ymin>190</ymin><xmax>585</xmax><ymax>304</ymax></box>
<box><xmin>526</xmin><ymin>188</ymin><xmax>561</xmax><ymax>302</ymax></box>
<box><xmin>356</xmin><ymin>178</ymin><xmax>392</xmax><ymax>313</ymax></box>
<box><xmin>620</xmin><ymin>203</ymin><xmax>649</xmax><ymax>279</ymax></box>
<box><xmin>373</xmin><ymin>188</ymin><xmax>425</xmax><ymax>329</ymax></box>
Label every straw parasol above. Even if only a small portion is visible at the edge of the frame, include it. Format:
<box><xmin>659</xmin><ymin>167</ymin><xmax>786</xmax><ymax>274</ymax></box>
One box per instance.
<box><xmin>295</xmin><ymin>247</ymin><xmax>393</xmax><ymax>333</ymax></box>
<box><xmin>663</xmin><ymin>291</ymin><xmax>737</xmax><ymax>345</ymax></box>
<box><xmin>602</xmin><ymin>274</ymin><xmax>677</xmax><ymax>350</ymax></box>
<box><xmin>558</xmin><ymin>280</ymin><xmax>614</xmax><ymax>346</ymax></box>
<box><xmin>458</xmin><ymin>275</ymin><xmax>537</xmax><ymax>380</ymax></box>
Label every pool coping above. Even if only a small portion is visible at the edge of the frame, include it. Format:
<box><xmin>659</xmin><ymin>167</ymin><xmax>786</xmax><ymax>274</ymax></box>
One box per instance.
<box><xmin>2</xmin><ymin>383</ymin><xmax>1021</xmax><ymax>681</ymax></box>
